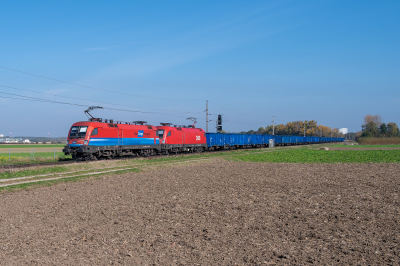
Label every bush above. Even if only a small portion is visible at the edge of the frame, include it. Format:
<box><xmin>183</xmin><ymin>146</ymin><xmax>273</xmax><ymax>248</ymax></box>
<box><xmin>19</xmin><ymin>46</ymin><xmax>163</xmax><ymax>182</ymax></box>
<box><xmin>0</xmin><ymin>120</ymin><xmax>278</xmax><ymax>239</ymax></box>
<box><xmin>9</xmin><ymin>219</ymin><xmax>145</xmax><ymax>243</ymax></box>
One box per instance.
<box><xmin>357</xmin><ymin>137</ymin><xmax>400</xmax><ymax>145</ymax></box>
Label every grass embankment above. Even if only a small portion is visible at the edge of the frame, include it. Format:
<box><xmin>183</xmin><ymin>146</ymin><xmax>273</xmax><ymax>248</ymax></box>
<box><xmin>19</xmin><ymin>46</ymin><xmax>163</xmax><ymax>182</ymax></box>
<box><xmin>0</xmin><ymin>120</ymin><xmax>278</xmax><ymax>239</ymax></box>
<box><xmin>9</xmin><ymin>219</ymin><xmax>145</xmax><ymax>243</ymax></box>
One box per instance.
<box><xmin>230</xmin><ymin>149</ymin><xmax>400</xmax><ymax>163</ymax></box>
<box><xmin>0</xmin><ymin>145</ymin><xmax>284</xmax><ymax>166</ymax></box>
<box><xmin>0</xmin><ymin>152</ymin><xmax>71</xmax><ymax>165</ymax></box>
<box><xmin>0</xmin><ymin>168</ymin><xmax>141</xmax><ymax>192</ymax></box>
<box><xmin>0</xmin><ymin>148</ymin><xmax>272</xmax><ymax>179</ymax></box>
<box><xmin>357</xmin><ymin>137</ymin><xmax>400</xmax><ymax>145</ymax></box>
<box><xmin>0</xmin><ymin>153</ymin><xmax>217</xmax><ymax>191</ymax></box>
<box><xmin>331</xmin><ymin>144</ymin><xmax>400</xmax><ymax>148</ymax></box>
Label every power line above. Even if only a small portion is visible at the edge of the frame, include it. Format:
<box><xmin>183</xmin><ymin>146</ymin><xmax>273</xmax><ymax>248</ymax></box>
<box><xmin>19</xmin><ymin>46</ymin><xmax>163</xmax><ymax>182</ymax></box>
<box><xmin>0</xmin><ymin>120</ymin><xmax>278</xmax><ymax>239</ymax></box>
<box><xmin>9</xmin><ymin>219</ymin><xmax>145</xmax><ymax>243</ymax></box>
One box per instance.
<box><xmin>207</xmin><ymin>102</ymin><xmax>265</xmax><ymax>126</ymax></box>
<box><xmin>208</xmin><ymin>101</ymin><xmax>253</xmax><ymax>117</ymax></box>
<box><xmin>0</xmin><ymin>92</ymin><xmax>269</xmax><ymax>130</ymax></box>
<box><xmin>0</xmin><ymin>84</ymin><xmax>203</xmax><ymax>115</ymax></box>
<box><xmin>0</xmin><ymin>66</ymin><xmax>266</xmax><ymax>126</ymax></box>
<box><xmin>0</xmin><ymin>65</ymin><xmax>203</xmax><ymax>102</ymax></box>
<box><xmin>0</xmin><ymin>91</ymin><xmax>205</xmax><ymax>120</ymax></box>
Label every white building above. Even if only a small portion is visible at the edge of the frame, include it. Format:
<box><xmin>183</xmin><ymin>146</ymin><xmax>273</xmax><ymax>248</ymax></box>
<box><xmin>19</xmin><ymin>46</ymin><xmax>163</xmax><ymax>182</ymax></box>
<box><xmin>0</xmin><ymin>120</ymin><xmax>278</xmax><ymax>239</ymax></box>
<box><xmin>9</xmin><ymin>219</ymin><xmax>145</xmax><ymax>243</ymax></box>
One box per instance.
<box><xmin>339</xmin><ymin>128</ymin><xmax>348</xmax><ymax>134</ymax></box>
<box><xmin>23</xmin><ymin>139</ymin><xmax>31</xmax><ymax>143</ymax></box>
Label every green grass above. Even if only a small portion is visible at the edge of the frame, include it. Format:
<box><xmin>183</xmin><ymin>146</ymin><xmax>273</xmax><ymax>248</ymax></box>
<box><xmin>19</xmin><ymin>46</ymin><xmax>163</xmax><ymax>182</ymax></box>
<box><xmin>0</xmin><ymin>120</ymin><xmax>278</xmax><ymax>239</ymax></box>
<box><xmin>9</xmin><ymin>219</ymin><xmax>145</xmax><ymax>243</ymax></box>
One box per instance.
<box><xmin>330</xmin><ymin>144</ymin><xmax>400</xmax><ymax>148</ymax></box>
<box><xmin>0</xmin><ymin>144</ymin><xmax>65</xmax><ymax>148</ymax></box>
<box><xmin>0</xmin><ymin>166</ymin><xmax>70</xmax><ymax>180</ymax></box>
<box><xmin>0</xmin><ymin>152</ymin><xmax>72</xmax><ymax>165</ymax></box>
<box><xmin>0</xmin><ymin>152</ymin><xmax>212</xmax><ymax>180</ymax></box>
<box><xmin>0</xmin><ymin>146</ymin><xmax>276</xmax><ymax>166</ymax></box>
<box><xmin>0</xmin><ymin>147</ymin><xmax>276</xmax><ymax>180</ymax></box>
<box><xmin>229</xmin><ymin>149</ymin><xmax>400</xmax><ymax>163</ymax></box>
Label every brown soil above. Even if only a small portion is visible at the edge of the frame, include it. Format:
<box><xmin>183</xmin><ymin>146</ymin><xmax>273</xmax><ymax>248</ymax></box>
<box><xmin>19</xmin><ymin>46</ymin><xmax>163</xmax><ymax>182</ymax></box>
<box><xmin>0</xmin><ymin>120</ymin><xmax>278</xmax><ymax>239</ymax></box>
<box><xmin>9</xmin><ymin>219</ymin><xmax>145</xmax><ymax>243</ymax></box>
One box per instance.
<box><xmin>0</xmin><ymin>160</ymin><xmax>399</xmax><ymax>265</ymax></box>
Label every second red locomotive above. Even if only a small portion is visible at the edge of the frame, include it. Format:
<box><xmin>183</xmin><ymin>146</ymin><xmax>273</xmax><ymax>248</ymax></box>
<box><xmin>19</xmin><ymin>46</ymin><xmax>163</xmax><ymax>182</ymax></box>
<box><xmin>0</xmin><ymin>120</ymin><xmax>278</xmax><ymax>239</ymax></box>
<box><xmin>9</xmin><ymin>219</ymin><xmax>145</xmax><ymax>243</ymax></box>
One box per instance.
<box><xmin>156</xmin><ymin>123</ymin><xmax>207</xmax><ymax>155</ymax></box>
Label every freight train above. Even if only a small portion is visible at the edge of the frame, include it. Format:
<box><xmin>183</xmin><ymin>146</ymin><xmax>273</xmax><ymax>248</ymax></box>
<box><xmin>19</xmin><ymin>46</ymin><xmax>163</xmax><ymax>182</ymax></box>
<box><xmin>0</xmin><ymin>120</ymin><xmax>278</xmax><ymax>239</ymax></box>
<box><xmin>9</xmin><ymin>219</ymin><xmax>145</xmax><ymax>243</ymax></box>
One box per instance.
<box><xmin>63</xmin><ymin>118</ymin><xmax>344</xmax><ymax>160</ymax></box>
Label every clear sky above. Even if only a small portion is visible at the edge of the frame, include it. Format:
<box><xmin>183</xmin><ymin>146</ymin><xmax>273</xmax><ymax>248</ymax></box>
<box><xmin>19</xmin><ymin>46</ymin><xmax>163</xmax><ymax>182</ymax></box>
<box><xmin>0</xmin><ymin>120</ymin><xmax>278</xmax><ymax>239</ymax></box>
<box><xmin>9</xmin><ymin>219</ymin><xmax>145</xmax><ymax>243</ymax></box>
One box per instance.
<box><xmin>0</xmin><ymin>0</ymin><xmax>399</xmax><ymax>137</ymax></box>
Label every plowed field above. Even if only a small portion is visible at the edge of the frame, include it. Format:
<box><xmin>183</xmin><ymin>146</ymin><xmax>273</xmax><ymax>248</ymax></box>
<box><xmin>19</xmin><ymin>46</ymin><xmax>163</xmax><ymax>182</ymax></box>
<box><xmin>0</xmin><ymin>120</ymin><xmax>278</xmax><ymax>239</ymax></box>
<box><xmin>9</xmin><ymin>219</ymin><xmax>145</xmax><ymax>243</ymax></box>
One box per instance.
<box><xmin>0</xmin><ymin>160</ymin><xmax>399</xmax><ymax>265</ymax></box>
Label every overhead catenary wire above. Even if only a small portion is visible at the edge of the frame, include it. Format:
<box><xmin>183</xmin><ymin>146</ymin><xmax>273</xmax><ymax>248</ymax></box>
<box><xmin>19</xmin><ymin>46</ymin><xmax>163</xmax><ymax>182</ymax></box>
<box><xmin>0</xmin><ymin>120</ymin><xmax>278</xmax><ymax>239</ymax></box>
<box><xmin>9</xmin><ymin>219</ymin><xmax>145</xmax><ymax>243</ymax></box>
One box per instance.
<box><xmin>207</xmin><ymin>102</ymin><xmax>265</xmax><ymax>127</ymax></box>
<box><xmin>0</xmin><ymin>91</ymin><xmax>205</xmax><ymax>120</ymax></box>
<box><xmin>0</xmin><ymin>92</ymin><xmax>267</xmax><ymax>128</ymax></box>
<box><xmin>0</xmin><ymin>84</ymin><xmax>203</xmax><ymax>116</ymax></box>
<box><xmin>0</xmin><ymin>66</ymin><xmax>266</xmax><ymax>127</ymax></box>
<box><xmin>1</xmin><ymin>85</ymin><xmax>265</xmax><ymax>127</ymax></box>
<box><xmin>0</xmin><ymin>65</ymin><xmax>203</xmax><ymax>102</ymax></box>
<box><xmin>208</xmin><ymin>101</ymin><xmax>253</xmax><ymax>118</ymax></box>
<box><xmin>0</xmin><ymin>65</ymin><xmax>270</xmax><ymax>128</ymax></box>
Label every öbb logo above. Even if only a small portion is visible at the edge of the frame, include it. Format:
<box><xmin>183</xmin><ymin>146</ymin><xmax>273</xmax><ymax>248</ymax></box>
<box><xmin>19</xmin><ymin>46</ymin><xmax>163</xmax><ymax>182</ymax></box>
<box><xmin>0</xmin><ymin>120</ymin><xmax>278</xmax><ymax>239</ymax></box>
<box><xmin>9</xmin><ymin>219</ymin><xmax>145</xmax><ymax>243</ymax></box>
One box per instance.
<box><xmin>138</xmin><ymin>130</ymin><xmax>144</xmax><ymax>137</ymax></box>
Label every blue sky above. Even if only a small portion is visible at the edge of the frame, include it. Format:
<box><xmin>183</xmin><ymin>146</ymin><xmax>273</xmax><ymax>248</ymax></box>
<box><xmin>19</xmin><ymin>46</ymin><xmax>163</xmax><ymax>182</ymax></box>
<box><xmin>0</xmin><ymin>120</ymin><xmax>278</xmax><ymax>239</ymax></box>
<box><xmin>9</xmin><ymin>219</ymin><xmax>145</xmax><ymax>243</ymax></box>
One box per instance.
<box><xmin>0</xmin><ymin>0</ymin><xmax>399</xmax><ymax>136</ymax></box>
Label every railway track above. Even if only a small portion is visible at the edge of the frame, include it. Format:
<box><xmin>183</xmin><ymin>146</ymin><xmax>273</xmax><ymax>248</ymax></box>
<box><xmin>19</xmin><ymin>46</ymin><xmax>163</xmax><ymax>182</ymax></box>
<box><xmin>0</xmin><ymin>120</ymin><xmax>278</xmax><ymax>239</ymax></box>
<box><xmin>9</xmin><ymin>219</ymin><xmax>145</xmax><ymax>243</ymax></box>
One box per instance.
<box><xmin>0</xmin><ymin>143</ymin><xmax>324</xmax><ymax>171</ymax></box>
<box><xmin>0</xmin><ymin>143</ymin><xmax>328</xmax><ymax>188</ymax></box>
<box><xmin>0</xmin><ymin>157</ymin><xmax>212</xmax><ymax>188</ymax></box>
<box><xmin>0</xmin><ymin>146</ymin><xmax>273</xmax><ymax>170</ymax></box>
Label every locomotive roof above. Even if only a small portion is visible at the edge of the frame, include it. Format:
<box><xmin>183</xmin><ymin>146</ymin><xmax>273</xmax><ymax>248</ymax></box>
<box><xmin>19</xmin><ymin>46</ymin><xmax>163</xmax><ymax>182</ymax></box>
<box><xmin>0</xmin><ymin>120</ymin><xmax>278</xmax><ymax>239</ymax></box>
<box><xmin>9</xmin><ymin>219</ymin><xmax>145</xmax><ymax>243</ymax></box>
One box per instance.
<box><xmin>71</xmin><ymin>121</ymin><xmax>157</xmax><ymax>129</ymax></box>
<box><xmin>156</xmin><ymin>125</ymin><xmax>205</xmax><ymax>132</ymax></box>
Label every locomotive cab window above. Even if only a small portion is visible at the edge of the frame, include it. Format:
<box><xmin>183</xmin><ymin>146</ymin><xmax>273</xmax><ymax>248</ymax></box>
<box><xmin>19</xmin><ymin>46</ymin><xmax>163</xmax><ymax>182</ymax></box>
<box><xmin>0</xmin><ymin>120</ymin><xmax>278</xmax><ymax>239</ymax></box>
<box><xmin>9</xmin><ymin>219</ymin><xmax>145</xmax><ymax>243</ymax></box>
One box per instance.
<box><xmin>91</xmin><ymin>128</ymin><xmax>98</xmax><ymax>136</ymax></box>
<box><xmin>167</xmin><ymin>131</ymin><xmax>171</xmax><ymax>137</ymax></box>
<box><xmin>158</xmin><ymin>130</ymin><xmax>164</xmax><ymax>138</ymax></box>
<box><xmin>70</xmin><ymin>126</ymin><xmax>88</xmax><ymax>138</ymax></box>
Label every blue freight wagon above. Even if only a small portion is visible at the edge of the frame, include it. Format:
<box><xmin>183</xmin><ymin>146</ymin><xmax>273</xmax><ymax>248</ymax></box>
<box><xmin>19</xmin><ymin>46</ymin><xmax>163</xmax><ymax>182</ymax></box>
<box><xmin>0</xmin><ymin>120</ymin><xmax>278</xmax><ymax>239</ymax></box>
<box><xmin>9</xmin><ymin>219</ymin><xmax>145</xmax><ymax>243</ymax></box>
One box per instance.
<box><xmin>206</xmin><ymin>133</ymin><xmax>344</xmax><ymax>150</ymax></box>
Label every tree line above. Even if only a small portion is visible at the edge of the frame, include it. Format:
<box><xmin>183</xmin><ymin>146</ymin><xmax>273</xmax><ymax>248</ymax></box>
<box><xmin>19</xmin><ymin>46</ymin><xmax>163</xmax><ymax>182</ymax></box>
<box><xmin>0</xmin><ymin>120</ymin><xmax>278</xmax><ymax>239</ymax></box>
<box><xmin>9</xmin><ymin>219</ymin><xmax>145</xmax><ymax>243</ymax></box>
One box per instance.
<box><xmin>361</xmin><ymin>114</ymin><xmax>399</xmax><ymax>138</ymax></box>
<box><xmin>240</xmin><ymin>120</ymin><xmax>343</xmax><ymax>137</ymax></box>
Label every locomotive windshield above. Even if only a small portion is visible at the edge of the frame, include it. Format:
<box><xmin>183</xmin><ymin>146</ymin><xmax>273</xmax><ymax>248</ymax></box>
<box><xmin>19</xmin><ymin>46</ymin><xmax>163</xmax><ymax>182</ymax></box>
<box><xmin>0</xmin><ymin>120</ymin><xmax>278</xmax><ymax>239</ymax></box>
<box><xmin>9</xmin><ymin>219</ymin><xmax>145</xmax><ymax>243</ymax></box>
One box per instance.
<box><xmin>70</xmin><ymin>126</ymin><xmax>88</xmax><ymax>138</ymax></box>
<box><xmin>158</xmin><ymin>130</ymin><xmax>164</xmax><ymax>138</ymax></box>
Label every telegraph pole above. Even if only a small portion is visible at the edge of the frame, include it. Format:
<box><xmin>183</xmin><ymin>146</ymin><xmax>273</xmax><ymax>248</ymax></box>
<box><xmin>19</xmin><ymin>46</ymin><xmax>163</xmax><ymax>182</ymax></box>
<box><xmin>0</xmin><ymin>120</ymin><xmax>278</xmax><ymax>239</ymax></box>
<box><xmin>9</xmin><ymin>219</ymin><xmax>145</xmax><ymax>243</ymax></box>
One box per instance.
<box><xmin>205</xmin><ymin>100</ymin><xmax>209</xmax><ymax>132</ymax></box>
<box><xmin>272</xmin><ymin>116</ymin><xmax>275</xmax><ymax>135</ymax></box>
<box><xmin>304</xmin><ymin>122</ymin><xmax>305</xmax><ymax>137</ymax></box>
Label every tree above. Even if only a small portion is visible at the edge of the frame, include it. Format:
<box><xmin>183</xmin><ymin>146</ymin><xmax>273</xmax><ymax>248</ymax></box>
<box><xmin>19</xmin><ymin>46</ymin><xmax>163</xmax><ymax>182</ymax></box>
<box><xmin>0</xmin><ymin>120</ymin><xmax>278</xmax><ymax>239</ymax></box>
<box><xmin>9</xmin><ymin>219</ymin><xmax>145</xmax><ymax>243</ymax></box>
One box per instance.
<box><xmin>361</xmin><ymin>114</ymin><xmax>383</xmax><ymax>138</ymax></box>
<box><xmin>276</xmin><ymin>124</ymin><xmax>287</xmax><ymax>135</ymax></box>
<box><xmin>379</xmin><ymin>123</ymin><xmax>388</xmax><ymax>137</ymax></box>
<box><xmin>250</xmin><ymin>120</ymin><xmax>338</xmax><ymax>137</ymax></box>
<box><xmin>361</xmin><ymin>121</ymin><xmax>379</xmax><ymax>137</ymax></box>
<box><xmin>264</xmin><ymin>125</ymin><xmax>274</xmax><ymax>135</ymax></box>
<box><xmin>363</xmin><ymin>114</ymin><xmax>382</xmax><ymax>127</ymax></box>
<box><xmin>387</xmin><ymin>122</ymin><xmax>400</xmax><ymax>137</ymax></box>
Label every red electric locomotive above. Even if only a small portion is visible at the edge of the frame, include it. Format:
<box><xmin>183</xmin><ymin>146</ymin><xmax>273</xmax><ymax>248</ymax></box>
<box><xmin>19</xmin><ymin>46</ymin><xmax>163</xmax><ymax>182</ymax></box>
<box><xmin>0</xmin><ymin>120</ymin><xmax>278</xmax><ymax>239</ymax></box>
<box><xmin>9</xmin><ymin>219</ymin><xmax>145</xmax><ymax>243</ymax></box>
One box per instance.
<box><xmin>156</xmin><ymin>123</ymin><xmax>207</xmax><ymax>154</ymax></box>
<box><xmin>63</xmin><ymin>120</ymin><xmax>160</xmax><ymax>159</ymax></box>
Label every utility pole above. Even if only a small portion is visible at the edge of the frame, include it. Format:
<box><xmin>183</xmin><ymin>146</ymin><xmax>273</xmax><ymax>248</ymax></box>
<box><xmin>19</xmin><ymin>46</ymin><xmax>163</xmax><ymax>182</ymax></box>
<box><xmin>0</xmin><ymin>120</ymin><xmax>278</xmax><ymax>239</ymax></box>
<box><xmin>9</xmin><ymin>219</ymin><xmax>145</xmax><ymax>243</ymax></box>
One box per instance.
<box><xmin>272</xmin><ymin>116</ymin><xmax>275</xmax><ymax>135</ymax></box>
<box><xmin>304</xmin><ymin>122</ymin><xmax>305</xmax><ymax>137</ymax></box>
<box><xmin>205</xmin><ymin>100</ymin><xmax>209</xmax><ymax>133</ymax></box>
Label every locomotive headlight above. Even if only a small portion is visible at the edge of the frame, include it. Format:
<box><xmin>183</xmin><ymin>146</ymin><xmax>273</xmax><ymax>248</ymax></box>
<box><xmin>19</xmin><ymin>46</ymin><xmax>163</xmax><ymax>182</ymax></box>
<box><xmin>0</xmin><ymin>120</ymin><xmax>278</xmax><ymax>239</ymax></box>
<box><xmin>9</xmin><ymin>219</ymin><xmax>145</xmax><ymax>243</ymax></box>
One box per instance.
<box><xmin>84</xmin><ymin>140</ymin><xmax>88</xmax><ymax>145</ymax></box>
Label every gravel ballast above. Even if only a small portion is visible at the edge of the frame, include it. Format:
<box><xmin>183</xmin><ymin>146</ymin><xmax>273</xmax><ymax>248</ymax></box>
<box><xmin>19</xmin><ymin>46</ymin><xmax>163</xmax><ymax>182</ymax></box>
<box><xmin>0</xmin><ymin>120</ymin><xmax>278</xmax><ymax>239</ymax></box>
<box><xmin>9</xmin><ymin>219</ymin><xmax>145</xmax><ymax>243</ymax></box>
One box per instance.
<box><xmin>0</xmin><ymin>160</ymin><xmax>399</xmax><ymax>265</ymax></box>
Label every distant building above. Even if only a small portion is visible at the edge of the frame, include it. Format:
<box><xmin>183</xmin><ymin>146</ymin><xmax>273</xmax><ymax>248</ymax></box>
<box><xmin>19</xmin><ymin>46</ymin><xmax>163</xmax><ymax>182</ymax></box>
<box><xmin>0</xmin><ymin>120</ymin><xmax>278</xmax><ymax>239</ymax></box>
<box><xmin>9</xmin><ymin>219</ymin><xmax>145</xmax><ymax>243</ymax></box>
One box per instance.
<box><xmin>23</xmin><ymin>139</ymin><xmax>31</xmax><ymax>143</ymax></box>
<box><xmin>0</xmin><ymin>134</ymin><xmax>3</xmax><ymax>138</ymax></box>
<box><xmin>0</xmin><ymin>138</ymin><xmax>23</xmax><ymax>143</ymax></box>
<box><xmin>339</xmin><ymin>128</ymin><xmax>348</xmax><ymax>134</ymax></box>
